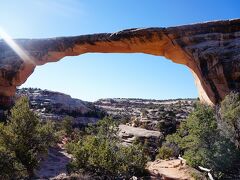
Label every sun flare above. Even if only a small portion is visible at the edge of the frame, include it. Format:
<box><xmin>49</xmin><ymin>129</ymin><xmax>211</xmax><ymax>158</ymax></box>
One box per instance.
<box><xmin>0</xmin><ymin>27</ymin><xmax>35</xmax><ymax>64</ymax></box>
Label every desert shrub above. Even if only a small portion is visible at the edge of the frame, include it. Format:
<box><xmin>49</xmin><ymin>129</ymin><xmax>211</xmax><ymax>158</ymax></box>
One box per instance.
<box><xmin>0</xmin><ymin>146</ymin><xmax>26</xmax><ymax>179</ymax></box>
<box><xmin>119</xmin><ymin>116</ymin><xmax>131</xmax><ymax>124</ymax></box>
<box><xmin>157</xmin><ymin>121</ymin><xmax>165</xmax><ymax>132</ymax></box>
<box><xmin>141</xmin><ymin>109</ymin><xmax>148</xmax><ymax>117</ymax></box>
<box><xmin>140</xmin><ymin>123</ymin><xmax>149</xmax><ymax>129</ymax></box>
<box><xmin>0</xmin><ymin>97</ymin><xmax>56</xmax><ymax>178</ymax></box>
<box><xmin>86</xmin><ymin>117</ymin><xmax>119</xmax><ymax>140</ymax></box>
<box><xmin>157</xmin><ymin>145</ymin><xmax>174</xmax><ymax>160</ymax></box>
<box><xmin>67</xmin><ymin>135</ymin><xmax>148</xmax><ymax>178</ymax></box>
<box><xmin>66</xmin><ymin>118</ymin><xmax>149</xmax><ymax>178</ymax></box>
<box><xmin>165</xmin><ymin>103</ymin><xmax>240</xmax><ymax>178</ymax></box>
<box><xmin>132</xmin><ymin>118</ymin><xmax>141</xmax><ymax>127</ymax></box>
<box><xmin>61</xmin><ymin>116</ymin><xmax>74</xmax><ymax>136</ymax></box>
<box><xmin>219</xmin><ymin>92</ymin><xmax>240</xmax><ymax>148</ymax></box>
<box><xmin>133</xmin><ymin>136</ymin><xmax>142</xmax><ymax>145</ymax></box>
<box><xmin>190</xmin><ymin>170</ymin><xmax>207</xmax><ymax>180</ymax></box>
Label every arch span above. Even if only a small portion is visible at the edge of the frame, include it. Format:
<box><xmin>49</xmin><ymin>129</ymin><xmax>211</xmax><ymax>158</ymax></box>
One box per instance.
<box><xmin>0</xmin><ymin>19</ymin><xmax>240</xmax><ymax>107</ymax></box>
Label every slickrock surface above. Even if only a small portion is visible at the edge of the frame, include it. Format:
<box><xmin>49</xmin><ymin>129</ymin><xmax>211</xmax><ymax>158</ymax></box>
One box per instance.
<box><xmin>119</xmin><ymin>124</ymin><xmax>163</xmax><ymax>158</ymax></box>
<box><xmin>0</xmin><ymin>19</ymin><xmax>239</xmax><ymax>107</ymax></box>
<box><xmin>35</xmin><ymin>147</ymin><xmax>71</xmax><ymax>179</ymax></box>
<box><xmin>147</xmin><ymin>159</ymin><xmax>205</xmax><ymax>180</ymax></box>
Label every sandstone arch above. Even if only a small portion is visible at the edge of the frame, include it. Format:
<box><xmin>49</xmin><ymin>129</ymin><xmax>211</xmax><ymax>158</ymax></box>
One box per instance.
<box><xmin>0</xmin><ymin>19</ymin><xmax>239</xmax><ymax>107</ymax></box>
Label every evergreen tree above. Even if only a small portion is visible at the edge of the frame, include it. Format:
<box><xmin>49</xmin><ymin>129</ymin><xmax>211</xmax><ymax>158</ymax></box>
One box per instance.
<box><xmin>0</xmin><ymin>97</ymin><xmax>56</xmax><ymax>178</ymax></box>
<box><xmin>219</xmin><ymin>92</ymin><xmax>240</xmax><ymax>148</ymax></box>
<box><xmin>166</xmin><ymin>103</ymin><xmax>240</xmax><ymax>178</ymax></box>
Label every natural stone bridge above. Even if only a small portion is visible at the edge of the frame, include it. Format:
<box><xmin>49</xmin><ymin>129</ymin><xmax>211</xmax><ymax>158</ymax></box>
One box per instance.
<box><xmin>0</xmin><ymin>19</ymin><xmax>239</xmax><ymax>107</ymax></box>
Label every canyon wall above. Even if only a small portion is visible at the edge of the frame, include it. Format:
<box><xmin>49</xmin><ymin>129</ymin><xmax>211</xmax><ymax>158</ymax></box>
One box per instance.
<box><xmin>0</xmin><ymin>19</ymin><xmax>239</xmax><ymax>107</ymax></box>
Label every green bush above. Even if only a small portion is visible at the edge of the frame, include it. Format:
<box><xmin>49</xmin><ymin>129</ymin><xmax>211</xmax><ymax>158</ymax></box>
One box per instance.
<box><xmin>61</xmin><ymin>116</ymin><xmax>74</xmax><ymax>136</ymax></box>
<box><xmin>67</xmin><ymin>135</ymin><xmax>148</xmax><ymax>178</ymax></box>
<box><xmin>0</xmin><ymin>147</ymin><xmax>25</xmax><ymax>179</ymax></box>
<box><xmin>66</xmin><ymin>118</ymin><xmax>149</xmax><ymax>178</ymax></box>
<box><xmin>86</xmin><ymin>117</ymin><xmax>119</xmax><ymax>140</ymax></box>
<box><xmin>0</xmin><ymin>97</ymin><xmax>56</xmax><ymax>178</ymax></box>
<box><xmin>165</xmin><ymin>103</ymin><xmax>240</xmax><ymax>178</ymax></box>
<box><xmin>220</xmin><ymin>92</ymin><xmax>240</xmax><ymax>148</ymax></box>
<box><xmin>157</xmin><ymin>145</ymin><xmax>174</xmax><ymax>160</ymax></box>
<box><xmin>157</xmin><ymin>121</ymin><xmax>165</xmax><ymax>132</ymax></box>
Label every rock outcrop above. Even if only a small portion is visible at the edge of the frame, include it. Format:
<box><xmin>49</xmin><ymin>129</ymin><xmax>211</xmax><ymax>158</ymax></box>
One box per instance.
<box><xmin>16</xmin><ymin>88</ymin><xmax>104</xmax><ymax>123</ymax></box>
<box><xmin>0</xmin><ymin>19</ymin><xmax>239</xmax><ymax>107</ymax></box>
<box><xmin>94</xmin><ymin>98</ymin><xmax>195</xmax><ymax>132</ymax></box>
<box><xmin>119</xmin><ymin>124</ymin><xmax>163</xmax><ymax>159</ymax></box>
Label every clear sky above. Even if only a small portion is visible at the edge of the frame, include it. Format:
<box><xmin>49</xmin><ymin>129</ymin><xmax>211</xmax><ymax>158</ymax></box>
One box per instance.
<box><xmin>0</xmin><ymin>0</ymin><xmax>239</xmax><ymax>101</ymax></box>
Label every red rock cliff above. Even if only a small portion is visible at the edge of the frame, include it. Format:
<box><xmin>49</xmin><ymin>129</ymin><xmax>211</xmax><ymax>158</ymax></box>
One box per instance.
<box><xmin>0</xmin><ymin>19</ymin><xmax>239</xmax><ymax>107</ymax></box>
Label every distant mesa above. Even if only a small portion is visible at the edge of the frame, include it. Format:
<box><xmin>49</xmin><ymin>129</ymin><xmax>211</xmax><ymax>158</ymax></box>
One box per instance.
<box><xmin>0</xmin><ymin>19</ymin><xmax>239</xmax><ymax>107</ymax></box>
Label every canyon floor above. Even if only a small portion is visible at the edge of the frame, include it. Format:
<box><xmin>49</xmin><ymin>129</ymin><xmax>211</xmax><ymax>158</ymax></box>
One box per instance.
<box><xmin>36</xmin><ymin>148</ymin><xmax>200</xmax><ymax>180</ymax></box>
<box><xmin>17</xmin><ymin>88</ymin><xmax>199</xmax><ymax>179</ymax></box>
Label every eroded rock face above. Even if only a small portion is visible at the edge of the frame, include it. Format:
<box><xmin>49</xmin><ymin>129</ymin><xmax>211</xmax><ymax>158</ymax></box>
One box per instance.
<box><xmin>16</xmin><ymin>88</ymin><xmax>104</xmax><ymax>123</ymax></box>
<box><xmin>0</xmin><ymin>19</ymin><xmax>239</xmax><ymax>107</ymax></box>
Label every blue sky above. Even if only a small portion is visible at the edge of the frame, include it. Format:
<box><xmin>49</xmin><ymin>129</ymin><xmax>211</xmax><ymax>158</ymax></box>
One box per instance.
<box><xmin>0</xmin><ymin>0</ymin><xmax>239</xmax><ymax>101</ymax></box>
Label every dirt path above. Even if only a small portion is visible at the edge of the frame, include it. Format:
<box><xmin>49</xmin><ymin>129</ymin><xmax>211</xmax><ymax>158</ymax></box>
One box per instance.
<box><xmin>35</xmin><ymin>146</ymin><xmax>72</xmax><ymax>179</ymax></box>
<box><xmin>147</xmin><ymin>159</ymin><xmax>196</xmax><ymax>180</ymax></box>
